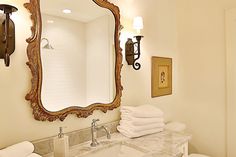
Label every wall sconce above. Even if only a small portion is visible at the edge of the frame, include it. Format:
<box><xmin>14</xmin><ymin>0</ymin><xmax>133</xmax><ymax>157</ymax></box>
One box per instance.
<box><xmin>125</xmin><ymin>16</ymin><xmax>144</xmax><ymax>70</ymax></box>
<box><xmin>0</xmin><ymin>4</ymin><xmax>18</xmax><ymax>67</ymax></box>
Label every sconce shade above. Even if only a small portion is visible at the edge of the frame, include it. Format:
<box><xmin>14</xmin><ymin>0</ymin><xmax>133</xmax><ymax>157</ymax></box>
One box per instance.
<box><xmin>133</xmin><ymin>16</ymin><xmax>143</xmax><ymax>32</ymax></box>
<box><xmin>0</xmin><ymin>4</ymin><xmax>18</xmax><ymax>13</ymax></box>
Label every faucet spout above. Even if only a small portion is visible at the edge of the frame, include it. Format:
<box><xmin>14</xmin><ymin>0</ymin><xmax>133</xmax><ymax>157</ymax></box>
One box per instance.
<box><xmin>90</xmin><ymin>119</ymin><xmax>111</xmax><ymax>147</ymax></box>
<box><xmin>99</xmin><ymin>126</ymin><xmax>111</xmax><ymax>139</ymax></box>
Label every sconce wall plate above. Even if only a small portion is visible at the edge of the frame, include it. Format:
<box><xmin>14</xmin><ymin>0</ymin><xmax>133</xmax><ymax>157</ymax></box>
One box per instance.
<box><xmin>0</xmin><ymin>4</ymin><xmax>18</xmax><ymax>67</ymax></box>
<box><xmin>125</xmin><ymin>35</ymin><xmax>143</xmax><ymax>70</ymax></box>
<box><xmin>125</xmin><ymin>38</ymin><xmax>135</xmax><ymax>65</ymax></box>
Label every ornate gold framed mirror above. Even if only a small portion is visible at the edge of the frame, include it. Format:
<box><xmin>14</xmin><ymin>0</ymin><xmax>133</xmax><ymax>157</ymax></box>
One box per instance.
<box><xmin>24</xmin><ymin>0</ymin><xmax>123</xmax><ymax>121</ymax></box>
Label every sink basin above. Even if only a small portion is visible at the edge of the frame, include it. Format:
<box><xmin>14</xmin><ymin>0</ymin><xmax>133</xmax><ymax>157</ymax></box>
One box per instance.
<box><xmin>80</xmin><ymin>142</ymin><xmax>147</xmax><ymax>157</ymax></box>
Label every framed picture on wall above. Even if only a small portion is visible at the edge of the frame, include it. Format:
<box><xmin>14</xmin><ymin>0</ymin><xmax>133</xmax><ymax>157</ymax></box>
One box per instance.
<box><xmin>151</xmin><ymin>56</ymin><xmax>172</xmax><ymax>97</ymax></box>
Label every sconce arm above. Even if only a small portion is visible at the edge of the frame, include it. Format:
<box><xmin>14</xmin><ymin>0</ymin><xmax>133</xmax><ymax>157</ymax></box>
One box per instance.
<box><xmin>125</xmin><ymin>35</ymin><xmax>144</xmax><ymax>70</ymax></box>
<box><xmin>132</xmin><ymin>36</ymin><xmax>143</xmax><ymax>70</ymax></box>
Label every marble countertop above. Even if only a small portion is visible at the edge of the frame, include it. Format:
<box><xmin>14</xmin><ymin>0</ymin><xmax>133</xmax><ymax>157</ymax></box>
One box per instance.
<box><xmin>44</xmin><ymin>130</ymin><xmax>191</xmax><ymax>157</ymax></box>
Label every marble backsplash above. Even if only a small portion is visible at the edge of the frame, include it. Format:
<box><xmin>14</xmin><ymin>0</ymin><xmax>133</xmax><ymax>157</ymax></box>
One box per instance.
<box><xmin>32</xmin><ymin>120</ymin><xmax>119</xmax><ymax>155</ymax></box>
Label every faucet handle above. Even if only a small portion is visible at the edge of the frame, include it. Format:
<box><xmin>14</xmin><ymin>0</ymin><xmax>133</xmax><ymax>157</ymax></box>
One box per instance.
<box><xmin>92</xmin><ymin>119</ymin><xmax>100</xmax><ymax>125</ymax></box>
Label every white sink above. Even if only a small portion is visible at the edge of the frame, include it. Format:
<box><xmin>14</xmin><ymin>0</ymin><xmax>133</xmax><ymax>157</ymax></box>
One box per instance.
<box><xmin>80</xmin><ymin>142</ymin><xmax>147</xmax><ymax>157</ymax></box>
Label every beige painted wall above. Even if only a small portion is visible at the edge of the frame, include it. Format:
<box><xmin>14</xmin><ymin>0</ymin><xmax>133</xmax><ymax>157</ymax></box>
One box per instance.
<box><xmin>0</xmin><ymin>0</ymin><xmax>235</xmax><ymax>157</ymax></box>
<box><xmin>175</xmin><ymin>0</ymin><xmax>236</xmax><ymax>156</ymax></box>
<box><xmin>176</xmin><ymin>0</ymin><xmax>226</xmax><ymax>156</ymax></box>
<box><xmin>114</xmin><ymin>0</ymin><xmax>236</xmax><ymax>157</ymax></box>
<box><xmin>225</xmin><ymin>8</ymin><xmax>236</xmax><ymax>157</ymax></box>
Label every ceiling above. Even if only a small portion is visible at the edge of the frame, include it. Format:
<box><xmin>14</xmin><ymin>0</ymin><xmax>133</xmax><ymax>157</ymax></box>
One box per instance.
<box><xmin>41</xmin><ymin>0</ymin><xmax>111</xmax><ymax>22</ymax></box>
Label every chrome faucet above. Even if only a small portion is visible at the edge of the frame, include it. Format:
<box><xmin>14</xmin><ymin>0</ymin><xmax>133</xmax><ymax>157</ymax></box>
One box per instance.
<box><xmin>90</xmin><ymin>119</ymin><xmax>111</xmax><ymax>147</ymax></box>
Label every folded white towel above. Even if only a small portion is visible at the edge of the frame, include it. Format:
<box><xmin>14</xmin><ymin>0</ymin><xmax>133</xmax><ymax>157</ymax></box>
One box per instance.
<box><xmin>121</xmin><ymin>115</ymin><xmax>164</xmax><ymax>125</ymax></box>
<box><xmin>27</xmin><ymin>153</ymin><xmax>42</xmax><ymax>157</ymax></box>
<box><xmin>117</xmin><ymin>125</ymin><xmax>164</xmax><ymax>138</ymax></box>
<box><xmin>164</xmin><ymin>122</ymin><xmax>186</xmax><ymax>132</ymax></box>
<box><xmin>0</xmin><ymin>141</ymin><xmax>34</xmax><ymax>157</ymax></box>
<box><xmin>120</xmin><ymin>105</ymin><xmax>164</xmax><ymax>118</ymax></box>
<box><xmin>120</xmin><ymin>120</ymin><xmax>165</xmax><ymax>132</ymax></box>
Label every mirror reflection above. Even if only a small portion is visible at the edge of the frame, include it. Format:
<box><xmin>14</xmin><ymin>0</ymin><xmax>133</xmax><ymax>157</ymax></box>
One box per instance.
<box><xmin>40</xmin><ymin>0</ymin><xmax>116</xmax><ymax>111</ymax></box>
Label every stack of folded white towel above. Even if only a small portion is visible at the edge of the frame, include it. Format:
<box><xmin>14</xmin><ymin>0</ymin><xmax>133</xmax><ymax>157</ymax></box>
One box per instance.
<box><xmin>117</xmin><ymin>105</ymin><xmax>165</xmax><ymax>138</ymax></box>
<box><xmin>0</xmin><ymin>141</ymin><xmax>42</xmax><ymax>157</ymax></box>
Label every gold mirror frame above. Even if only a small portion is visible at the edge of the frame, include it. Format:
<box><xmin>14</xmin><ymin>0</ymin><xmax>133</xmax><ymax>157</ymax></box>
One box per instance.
<box><xmin>24</xmin><ymin>0</ymin><xmax>123</xmax><ymax>122</ymax></box>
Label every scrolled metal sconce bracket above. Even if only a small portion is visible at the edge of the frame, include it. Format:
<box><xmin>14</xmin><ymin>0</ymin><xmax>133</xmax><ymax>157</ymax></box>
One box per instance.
<box><xmin>125</xmin><ymin>35</ymin><xmax>143</xmax><ymax>70</ymax></box>
<box><xmin>0</xmin><ymin>4</ymin><xmax>18</xmax><ymax>67</ymax></box>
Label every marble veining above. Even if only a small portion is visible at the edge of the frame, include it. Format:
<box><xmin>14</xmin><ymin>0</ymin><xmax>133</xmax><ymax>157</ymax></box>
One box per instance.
<box><xmin>44</xmin><ymin>130</ymin><xmax>191</xmax><ymax>157</ymax></box>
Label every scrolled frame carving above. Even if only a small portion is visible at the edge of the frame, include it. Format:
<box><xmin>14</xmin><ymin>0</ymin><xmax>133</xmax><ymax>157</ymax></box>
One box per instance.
<box><xmin>24</xmin><ymin>0</ymin><xmax>123</xmax><ymax>121</ymax></box>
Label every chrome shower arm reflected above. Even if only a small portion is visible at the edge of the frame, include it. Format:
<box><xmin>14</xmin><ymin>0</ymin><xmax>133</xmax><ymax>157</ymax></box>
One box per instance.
<box><xmin>41</xmin><ymin>38</ymin><xmax>54</xmax><ymax>50</ymax></box>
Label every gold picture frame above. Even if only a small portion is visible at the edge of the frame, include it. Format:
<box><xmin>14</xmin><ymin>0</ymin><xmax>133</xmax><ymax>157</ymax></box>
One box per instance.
<box><xmin>152</xmin><ymin>56</ymin><xmax>172</xmax><ymax>97</ymax></box>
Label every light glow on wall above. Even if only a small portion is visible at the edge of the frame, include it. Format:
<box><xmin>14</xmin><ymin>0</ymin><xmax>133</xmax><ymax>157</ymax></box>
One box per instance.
<box><xmin>63</xmin><ymin>9</ymin><xmax>72</xmax><ymax>14</ymax></box>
